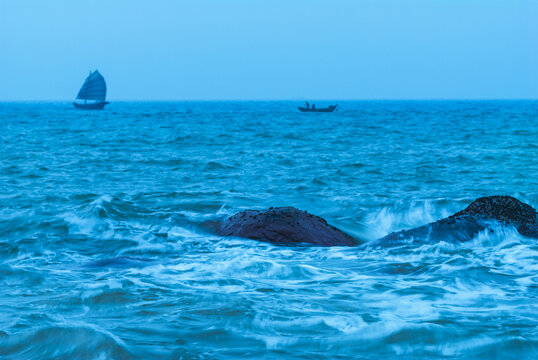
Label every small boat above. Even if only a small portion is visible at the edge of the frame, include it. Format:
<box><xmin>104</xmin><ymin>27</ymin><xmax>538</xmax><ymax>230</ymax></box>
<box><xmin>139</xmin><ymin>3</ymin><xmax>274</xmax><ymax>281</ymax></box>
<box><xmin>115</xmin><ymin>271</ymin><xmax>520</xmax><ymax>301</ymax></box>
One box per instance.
<box><xmin>298</xmin><ymin>103</ymin><xmax>337</xmax><ymax>113</ymax></box>
<box><xmin>73</xmin><ymin>70</ymin><xmax>109</xmax><ymax>110</ymax></box>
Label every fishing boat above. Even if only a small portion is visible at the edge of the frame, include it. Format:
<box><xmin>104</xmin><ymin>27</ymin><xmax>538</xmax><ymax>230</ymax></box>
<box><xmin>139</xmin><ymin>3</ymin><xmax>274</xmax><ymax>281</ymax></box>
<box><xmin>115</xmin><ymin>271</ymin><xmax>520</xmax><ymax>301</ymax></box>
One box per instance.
<box><xmin>298</xmin><ymin>103</ymin><xmax>337</xmax><ymax>113</ymax></box>
<box><xmin>73</xmin><ymin>70</ymin><xmax>109</xmax><ymax>110</ymax></box>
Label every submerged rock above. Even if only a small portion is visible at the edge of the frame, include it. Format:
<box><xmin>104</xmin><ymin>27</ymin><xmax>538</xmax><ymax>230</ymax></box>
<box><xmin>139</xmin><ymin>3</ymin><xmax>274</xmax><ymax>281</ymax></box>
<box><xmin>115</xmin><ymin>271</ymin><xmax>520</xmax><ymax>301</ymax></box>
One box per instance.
<box><xmin>372</xmin><ymin>195</ymin><xmax>538</xmax><ymax>246</ymax></box>
<box><xmin>217</xmin><ymin>196</ymin><xmax>538</xmax><ymax>247</ymax></box>
<box><xmin>216</xmin><ymin>207</ymin><xmax>356</xmax><ymax>246</ymax></box>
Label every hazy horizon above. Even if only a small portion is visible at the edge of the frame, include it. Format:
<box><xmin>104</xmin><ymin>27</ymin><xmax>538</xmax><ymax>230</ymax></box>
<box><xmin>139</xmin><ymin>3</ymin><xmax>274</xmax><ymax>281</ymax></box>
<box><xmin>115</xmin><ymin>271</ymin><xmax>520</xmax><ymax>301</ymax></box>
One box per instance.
<box><xmin>1</xmin><ymin>0</ymin><xmax>537</xmax><ymax>101</ymax></box>
<box><xmin>2</xmin><ymin>98</ymin><xmax>538</xmax><ymax>103</ymax></box>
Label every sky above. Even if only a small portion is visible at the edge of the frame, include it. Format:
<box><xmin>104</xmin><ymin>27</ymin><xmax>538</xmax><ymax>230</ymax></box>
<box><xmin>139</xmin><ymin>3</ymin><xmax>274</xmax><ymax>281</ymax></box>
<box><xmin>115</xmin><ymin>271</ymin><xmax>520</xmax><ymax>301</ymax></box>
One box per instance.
<box><xmin>0</xmin><ymin>0</ymin><xmax>537</xmax><ymax>101</ymax></box>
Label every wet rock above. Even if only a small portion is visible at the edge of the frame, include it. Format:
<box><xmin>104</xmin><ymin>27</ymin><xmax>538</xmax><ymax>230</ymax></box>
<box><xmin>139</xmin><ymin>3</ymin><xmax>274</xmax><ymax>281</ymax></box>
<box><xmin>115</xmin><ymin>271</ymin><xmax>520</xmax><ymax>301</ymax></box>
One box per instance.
<box><xmin>372</xmin><ymin>195</ymin><xmax>538</xmax><ymax>246</ymax></box>
<box><xmin>370</xmin><ymin>215</ymin><xmax>490</xmax><ymax>246</ymax></box>
<box><xmin>450</xmin><ymin>195</ymin><xmax>538</xmax><ymax>237</ymax></box>
<box><xmin>216</xmin><ymin>207</ymin><xmax>356</xmax><ymax>246</ymax></box>
<box><xmin>218</xmin><ymin>196</ymin><xmax>538</xmax><ymax>247</ymax></box>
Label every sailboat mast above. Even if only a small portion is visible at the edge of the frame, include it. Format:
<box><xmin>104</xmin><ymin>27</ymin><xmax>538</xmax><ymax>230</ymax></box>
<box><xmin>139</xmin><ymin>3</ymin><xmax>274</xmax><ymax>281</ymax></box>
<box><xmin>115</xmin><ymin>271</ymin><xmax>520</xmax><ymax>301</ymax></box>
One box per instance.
<box><xmin>84</xmin><ymin>70</ymin><xmax>91</xmax><ymax>105</ymax></box>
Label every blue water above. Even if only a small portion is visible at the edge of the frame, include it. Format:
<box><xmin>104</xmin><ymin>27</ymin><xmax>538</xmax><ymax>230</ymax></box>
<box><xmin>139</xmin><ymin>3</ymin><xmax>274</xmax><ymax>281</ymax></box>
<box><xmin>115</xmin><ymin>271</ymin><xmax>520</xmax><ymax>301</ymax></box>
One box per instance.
<box><xmin>1</xmin><ymin>101</ymin><xmax>537</xmax><ymax>359</ymax></box>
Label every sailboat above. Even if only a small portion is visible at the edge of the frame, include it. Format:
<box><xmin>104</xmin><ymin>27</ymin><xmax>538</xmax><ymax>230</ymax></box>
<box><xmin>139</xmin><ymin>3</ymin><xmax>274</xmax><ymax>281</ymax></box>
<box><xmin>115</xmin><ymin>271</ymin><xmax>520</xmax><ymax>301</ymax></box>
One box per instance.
<box><xmin>73</xmin><ymin>70</ymin><xmax>109</xmax><ymax>110</ymax></box>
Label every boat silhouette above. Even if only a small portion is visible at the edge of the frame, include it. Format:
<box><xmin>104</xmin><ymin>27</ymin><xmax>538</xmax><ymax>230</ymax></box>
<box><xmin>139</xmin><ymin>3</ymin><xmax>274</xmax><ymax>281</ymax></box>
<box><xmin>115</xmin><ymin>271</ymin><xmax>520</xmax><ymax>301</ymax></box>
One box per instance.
<box><xmin>73</xmin><ymin>70</ymin><xmax>109</xmax><ymax>110</ymax></box>
<box><xmin>298</xmin><ymin>103</ymin><xmax>337</xmax><ymax>112</ymax></box>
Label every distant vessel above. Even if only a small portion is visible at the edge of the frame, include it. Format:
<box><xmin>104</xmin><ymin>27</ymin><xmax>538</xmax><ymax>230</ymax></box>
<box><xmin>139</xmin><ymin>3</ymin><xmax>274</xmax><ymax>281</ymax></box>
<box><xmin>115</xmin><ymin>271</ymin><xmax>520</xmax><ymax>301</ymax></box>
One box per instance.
<box><xmin>73</xmin><ymin>70</ymin><xmax>109</xmax><ymax>110</ymax></box>
<box><xmin>298</xmin><ymin>102</ymin><xmax>337</xmax><ymax>113</ymax></box>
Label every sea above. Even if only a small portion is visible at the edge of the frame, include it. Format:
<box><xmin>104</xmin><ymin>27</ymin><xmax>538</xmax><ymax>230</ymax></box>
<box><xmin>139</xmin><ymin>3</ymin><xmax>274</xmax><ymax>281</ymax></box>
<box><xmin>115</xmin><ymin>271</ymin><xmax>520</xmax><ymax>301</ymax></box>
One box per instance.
<box><xmin>0</xmin><ymin>100</ymin><xmax>537</xmax><ymax>359</ymax></box>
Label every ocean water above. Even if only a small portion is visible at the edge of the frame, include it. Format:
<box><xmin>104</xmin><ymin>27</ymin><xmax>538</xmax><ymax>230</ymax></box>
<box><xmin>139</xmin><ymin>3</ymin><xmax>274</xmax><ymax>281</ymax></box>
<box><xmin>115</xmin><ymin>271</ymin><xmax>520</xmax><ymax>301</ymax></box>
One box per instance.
<box><xmin>0</xmin><ymin>100</ymin><xmax>537</xmax><ymax>359</ymax></box>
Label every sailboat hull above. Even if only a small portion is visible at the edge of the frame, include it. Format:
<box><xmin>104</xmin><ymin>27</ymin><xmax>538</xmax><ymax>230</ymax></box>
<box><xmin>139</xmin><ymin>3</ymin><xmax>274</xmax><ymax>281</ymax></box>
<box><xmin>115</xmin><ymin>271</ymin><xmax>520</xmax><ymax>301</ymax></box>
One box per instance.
<box><xmin>73</xmin><ymin>101</ymin><xmax>109</xmax><ymax>110</ymax></box>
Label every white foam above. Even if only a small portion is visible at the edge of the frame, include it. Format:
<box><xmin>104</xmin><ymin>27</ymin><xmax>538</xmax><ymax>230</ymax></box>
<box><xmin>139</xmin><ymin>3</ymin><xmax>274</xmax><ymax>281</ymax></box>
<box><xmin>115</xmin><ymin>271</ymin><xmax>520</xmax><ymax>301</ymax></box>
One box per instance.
<box><xmin>363</xmin><ymin>200</ymin><xmax>453</xmax><ymax>240</ymax></box>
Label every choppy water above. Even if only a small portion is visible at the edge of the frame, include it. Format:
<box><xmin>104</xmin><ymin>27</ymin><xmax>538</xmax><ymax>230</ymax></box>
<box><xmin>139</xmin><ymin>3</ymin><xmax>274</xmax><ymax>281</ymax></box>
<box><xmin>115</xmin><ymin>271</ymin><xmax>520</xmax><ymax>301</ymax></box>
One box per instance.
<box><xmin>1</xmin><ymin>101</ymin><xmax>537</xmax><ymax>359</ymax></box>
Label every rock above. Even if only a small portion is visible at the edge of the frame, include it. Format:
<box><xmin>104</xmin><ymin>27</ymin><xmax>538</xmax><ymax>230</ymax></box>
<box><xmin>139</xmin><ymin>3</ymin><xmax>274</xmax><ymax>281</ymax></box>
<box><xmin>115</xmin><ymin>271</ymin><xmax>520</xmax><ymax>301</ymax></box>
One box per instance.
<box><xmin>217</xmin><ymin>196</ymin><xmax>538</xmax><ymax>247</ymax></box>
<box><xmin>369</xmin><ymin>215</ymin><xmax>490</xmax><ymax>246</ymax></box>
<box><xmin>216</xmin><ymin>207</ymin><xmax>356</xmax><ymax>246</ymax></box>
<box><xmin>371</xmin><ymin>195</ymin><xmax>538</xmax><ymax>246</ymax></box>
<box><xmin>450</xmin><ymin>195</ymin><xmax>538</xmax><ymax>237</ymax></box>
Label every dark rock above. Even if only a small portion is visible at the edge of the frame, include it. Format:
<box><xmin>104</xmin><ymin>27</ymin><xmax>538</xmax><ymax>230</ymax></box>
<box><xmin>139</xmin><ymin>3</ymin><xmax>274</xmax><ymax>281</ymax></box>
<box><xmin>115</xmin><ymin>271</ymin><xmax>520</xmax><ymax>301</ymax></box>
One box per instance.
<box><xmin>450</xmin><ymin>195</ymin><xmax>538</xmax><ymax>237</ymax></box>
<box><xmin>369</xmin><ymin>215</ymin><xmax>490</xmax><ymax>247</ymax></box>
<box><xmin>371</xmin><ymin>195</ymin><xmax>538</xmax><ymax>246</ymax></box>
<box><xmin>217</xmin><ymin>196</ymin><xmax>538</xmax><ymax>247</ymax></box>
<box><xmin>216</xmin><ymin>207</ymin><xmax>356</xmax><ymax>246</ymax></box>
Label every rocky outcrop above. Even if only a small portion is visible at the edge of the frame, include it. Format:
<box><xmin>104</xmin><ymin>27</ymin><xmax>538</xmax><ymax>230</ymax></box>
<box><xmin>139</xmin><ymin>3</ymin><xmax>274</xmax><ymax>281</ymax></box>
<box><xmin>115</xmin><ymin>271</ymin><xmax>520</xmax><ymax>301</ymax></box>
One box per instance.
<box><xmin>216</xmin><ymin>207</ymin><xmax>356</xmax><ymax>246</ymax></box>
<box><xmin>371</xmin><ymin>195</ymin><xmax>538</xmax><ymax>246</ymax></box>
<box><xmin>450</xmin><ymin>196</ymin><xmax>538</xmax><ymax>237</ymax></box>
<box><xmin>217</xmin><ymin>196</ymin><xmax>538</xmax><ymax>247</ymax></box>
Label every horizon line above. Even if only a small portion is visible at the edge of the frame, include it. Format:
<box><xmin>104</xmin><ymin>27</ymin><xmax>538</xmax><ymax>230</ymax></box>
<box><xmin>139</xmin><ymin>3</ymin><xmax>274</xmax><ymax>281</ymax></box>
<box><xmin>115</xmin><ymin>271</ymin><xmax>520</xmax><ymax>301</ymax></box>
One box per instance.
<box><xmin>1</xmin><ymin>98</ymin><xmax>537</xmax><ymax>103</ymax></box>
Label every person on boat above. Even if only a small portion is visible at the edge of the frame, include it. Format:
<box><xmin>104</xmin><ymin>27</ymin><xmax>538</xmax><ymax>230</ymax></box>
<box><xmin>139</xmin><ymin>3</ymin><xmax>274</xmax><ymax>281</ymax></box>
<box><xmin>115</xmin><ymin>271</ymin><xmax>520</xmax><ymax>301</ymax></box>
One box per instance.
<box><xmin>305</xmin><ymin>101</ymin><xmax>310</xmax><ymax>109</ymax></box>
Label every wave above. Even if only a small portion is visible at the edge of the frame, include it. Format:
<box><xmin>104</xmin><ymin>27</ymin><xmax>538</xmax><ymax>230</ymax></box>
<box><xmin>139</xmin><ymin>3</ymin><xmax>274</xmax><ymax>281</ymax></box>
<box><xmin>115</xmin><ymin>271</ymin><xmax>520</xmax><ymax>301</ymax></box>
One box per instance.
<box><xmin>360</xmin><ymin>199</ymin><xmax>458</xmax><ymax>241</ymax></box>
<box><xmin>0</xmin><ymin>325</ymin><xmax>131</xmax><ymax>360</ymax></box>
<box><xmin>204</xmin><ymin>161</ymin><xmax>235</xmax><ymax>170</ymax></box>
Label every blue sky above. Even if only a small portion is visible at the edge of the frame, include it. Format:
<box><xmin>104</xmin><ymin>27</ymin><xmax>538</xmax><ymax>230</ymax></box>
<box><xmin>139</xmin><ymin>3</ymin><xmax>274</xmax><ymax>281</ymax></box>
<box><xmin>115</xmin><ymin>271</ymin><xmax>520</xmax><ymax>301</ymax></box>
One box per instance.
<box><xmin>1</xmin><ymin>0</ymin><xmax>536</xmax><ymax>100</ymax></box>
